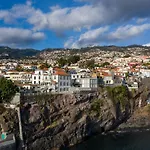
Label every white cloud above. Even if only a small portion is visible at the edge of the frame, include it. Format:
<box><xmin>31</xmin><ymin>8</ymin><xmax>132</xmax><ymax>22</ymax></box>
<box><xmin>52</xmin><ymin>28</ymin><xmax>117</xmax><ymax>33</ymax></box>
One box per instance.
<box><xmin>1</xmin><ymin>0</ymin><xmax>150</xmax><ymax>48</ymax></box>
<box><xmin>1</xmin><ymin>0</ymin><xmax>150</xmax><ymax>33</ymax></box>
<box><xmin>26</xmin><ymin>0</ymin><xmax>32</xmax><ymax>6</ymax></box>
<box><xmin>67</xmin><ymin>24</ymin><xmax>150</xmax><ymax>48</ymax></box>
<box><xmin>0</xmin><ymin>27</ymin><xmax>45</xmax><ymax>47</ymax></box>
<box><xmin>136</xmin><ymin>18</ymin><xmax>148</xmax><ymax>24</ymax></box>
<box><xmin>109</xmin><ymin>24</ymin><xmax>150</xmax><ymax>41</ymax></box>
<box><xmin>64</xmin><ymin>37</ymin><xmax>75</xmax><ymax>48</ymax></box>
<box><xmin>143</xmin><ymin>43</ymin><xmax>150</xmax><ymax>47</ymax></box>
<box><xmin>64</xmin><ymin>26</ymin><xmax>109</xmax><ymax>48</ymax></box>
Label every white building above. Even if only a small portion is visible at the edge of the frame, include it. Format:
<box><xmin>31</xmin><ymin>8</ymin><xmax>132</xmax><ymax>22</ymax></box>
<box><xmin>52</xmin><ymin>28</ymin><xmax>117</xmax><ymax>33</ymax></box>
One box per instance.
<box><xmin>103</xmin><ymin>76</ymin><xmax>114</xmax><ymax>85</ymax></box>
<box><xmin>51</xmin><ymin>68</ymin><xmax>71</xmax><ymax>93</ymax></box>
<box><xmin>4</xmin><ymin>71</ymin><xmax>23</xmax><ymax>82</ymax></box>
<box><xmin>79</xmin><ymin>78</ymin><xmax>98</xmax><ymax>89</ymax></box>
<box><xmin>140</xmin><ymin>69</ymin><xmax>150</xmax><ymax>78</ymax></box>
<box><xmin>32</xmin><ymin>68</ymin><xmax>71</xmax><ymax>93</ymax></box>
<box><xmin>32</xmin><ymin>70</ymin><xmax>51</xmax><ymax>85</ymax></box>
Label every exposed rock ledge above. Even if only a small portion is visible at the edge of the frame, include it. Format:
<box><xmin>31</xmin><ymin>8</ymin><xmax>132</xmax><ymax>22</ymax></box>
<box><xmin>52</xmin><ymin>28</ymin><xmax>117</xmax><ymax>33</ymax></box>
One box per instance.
<box><xmin>21</xmin><ymin>89</ymin><xmax>131</xmax><ymax>150</ymax></box>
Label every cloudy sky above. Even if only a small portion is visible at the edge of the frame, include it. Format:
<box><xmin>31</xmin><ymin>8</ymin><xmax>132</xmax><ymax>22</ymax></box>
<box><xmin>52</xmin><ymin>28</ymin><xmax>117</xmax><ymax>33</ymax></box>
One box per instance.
<box><xmin>0</xmin><ymin>0</ymin><xmax>150</xmax><ymax>49</ymax></box>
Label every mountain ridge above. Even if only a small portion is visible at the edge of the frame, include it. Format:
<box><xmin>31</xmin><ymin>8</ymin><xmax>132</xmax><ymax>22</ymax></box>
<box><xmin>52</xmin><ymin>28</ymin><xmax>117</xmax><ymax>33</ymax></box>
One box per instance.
<box><xmin>0</xmin><ymin>45</ymin><xmax>150</xmax><ymax>59</ymax></box>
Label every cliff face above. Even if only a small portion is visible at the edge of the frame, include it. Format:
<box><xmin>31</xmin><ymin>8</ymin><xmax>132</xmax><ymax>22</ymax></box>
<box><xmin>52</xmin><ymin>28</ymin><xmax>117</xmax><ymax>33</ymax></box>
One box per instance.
<box><xmin>1</xmin><ymin>79</ymin><xmax>150</xmax><ymax>150</ymax></box>
<box><xmin>118</xmin><ymin>78</ymin><xmax>150</xmax><ymax>130</ymax></box>
<box><xmin>21</xmin><ymin>87</ymin><xmax>131</xmax><ymax>150</ymax></box>
<box><xmin>0</xmin><ymin>106</ymin><xmax>19</xmax><ymax>135</ymax></box>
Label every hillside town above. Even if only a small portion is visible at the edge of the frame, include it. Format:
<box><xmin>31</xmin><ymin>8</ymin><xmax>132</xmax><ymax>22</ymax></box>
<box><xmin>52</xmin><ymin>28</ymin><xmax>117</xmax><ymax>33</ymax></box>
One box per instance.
<box><xmin>0</xmin><ymin>46</ymin><xmax>150</xmax><ymax>95</ymax></box>
<box><xmin>1</xmin><ymin>46</ymin><xmax>150</xmax><ymax>150</ymax></box>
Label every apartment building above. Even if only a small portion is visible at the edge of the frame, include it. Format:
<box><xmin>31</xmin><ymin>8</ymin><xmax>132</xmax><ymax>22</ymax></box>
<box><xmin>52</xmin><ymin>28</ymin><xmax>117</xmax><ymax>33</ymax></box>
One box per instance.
<box><xmin>32</xmin><ymin>70</ymin><xmax>51</xmax><ymax>85</ymax></box>
<box><xmin>51</xmin><ymin>68</ymin><xmax>71</xmax><ymax>92</ymax></box>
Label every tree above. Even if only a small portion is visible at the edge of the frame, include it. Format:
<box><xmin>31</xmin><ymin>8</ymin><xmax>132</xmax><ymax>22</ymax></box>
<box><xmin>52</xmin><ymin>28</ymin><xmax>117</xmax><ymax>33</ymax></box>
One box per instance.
<box><xmin>67</xmin><ymin>55</ymin><xmax>80</xmax><ymax>64</ymax></box>
<box><xmin>39</xmin><ymin>63</ymin><xmax>50</xmax><ymax>69</ymax></box>
<box><xmin>106</xmin><ymin>86</ymin><xmax>129</xmax><ymax>110</ymax></box>
<box><xmin>101</xmin><ymin>62</ymin><xmax>110</xmax><ymax>67</ymax></box>
<box><xmin>57</xmin><ymin>58</ymin><xmax>67</xmax><ymax>67</ymax></box>
<box><xmin>16</xmin><ymin>65</ymin><xmax>24</xmax><ymax>71</ymax></box>
<box><xmin>86</xmin><ymin>59</ymin><xmax>95</xmax><ymax>69</ymax></box>
<box><xmin>0</xmin><ymin>77</ymin><xmax>19</xmax><ymax>103</ymax></box>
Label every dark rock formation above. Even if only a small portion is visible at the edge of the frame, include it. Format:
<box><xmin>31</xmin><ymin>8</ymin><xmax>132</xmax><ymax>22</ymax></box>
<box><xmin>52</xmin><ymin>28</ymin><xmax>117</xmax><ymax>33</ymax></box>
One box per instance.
<box><xmin>20</xmin><ymin>88</ymin><xmax>131</xmax><ymax>150</ymax></box>
<box><xmin>2</xmin><ymin>79</ymin><xmax>150</xmax><ymax>150</ymax></box>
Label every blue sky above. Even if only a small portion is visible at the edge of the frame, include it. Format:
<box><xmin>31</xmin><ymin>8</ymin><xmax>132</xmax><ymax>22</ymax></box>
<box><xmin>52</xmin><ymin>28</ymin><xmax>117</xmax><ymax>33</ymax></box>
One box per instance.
<box><xmin>0</xmin><ymin>0</ymin><xmax>150</xmax><ymax>50</ymax></box>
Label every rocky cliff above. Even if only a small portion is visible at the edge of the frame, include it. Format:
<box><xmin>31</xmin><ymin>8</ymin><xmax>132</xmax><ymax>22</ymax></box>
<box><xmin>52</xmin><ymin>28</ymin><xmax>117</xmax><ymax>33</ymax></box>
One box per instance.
<box><xmin>21</xmin><ymin>86</ymin><xmax>132</xmax><ymax>150</ymax></box>
<box><xmin>2</xmin><ymin>79</ymin><xmax>150</xmax><ymax>150</ymax></box>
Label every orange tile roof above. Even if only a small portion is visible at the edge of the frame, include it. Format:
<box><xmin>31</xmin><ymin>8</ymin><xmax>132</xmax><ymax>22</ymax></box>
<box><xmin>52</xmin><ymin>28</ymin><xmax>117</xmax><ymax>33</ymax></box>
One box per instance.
<box><xmin>130</xmin><ymin>69</ymin><xmax>139</xmax><ymax>73</ymax></box>
<box><xmin>54</xmin><ymin>68</ymin><xmax>64</xmax><ymax>72</ymax></box>
<box><xmin>54</xmin><ymin>71</ymin><xmax>69</xmax><ymax>76</ymax></box>
<box><xmin>101</xmin><ymin>72</ymin><xmax>112</xmax><ymax>77</ymax></box>
<box><xmin>7</xmin><ymin>70</ymin><xmax>19</xmax><ymax>73</ymax></box>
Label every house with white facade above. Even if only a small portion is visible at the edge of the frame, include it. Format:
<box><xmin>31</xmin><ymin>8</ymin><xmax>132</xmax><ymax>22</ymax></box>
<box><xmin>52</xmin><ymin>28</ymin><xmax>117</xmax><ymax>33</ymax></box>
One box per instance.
<box><xmin>51</xmin><ymin>68</ymin><xmax>71</xmax><ymax>93</ymax></box>
<box><xmin>4</xmin><ymin>71</ymin><xmax>23</xmax><ymax>82</ymax></box>
<box><xmin>140</xmin><ymin>69</ymin><xmax>150</xmax><ymax>78</ymax></box>
<box><xmin>79</xmin><ymin>77</ymin><xmax>98</xmax><ymax>89</ymax></box>
<box><xmin>31</xmin><ymin>68</ymin><xmax>71</xmax><ymax>93</ymax></box>
<box><xmin>32</xmin><ymin>69</ymin><xmax>51</xmax><ymax>85</ymax></box>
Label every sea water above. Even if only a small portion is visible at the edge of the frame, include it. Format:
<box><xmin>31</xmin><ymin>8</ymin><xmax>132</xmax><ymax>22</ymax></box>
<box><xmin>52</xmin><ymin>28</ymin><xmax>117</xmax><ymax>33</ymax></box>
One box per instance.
<box><xmin>66</xmin><ymin>131</ymin><xmax>150</xmax><ymax>150</ymax></box>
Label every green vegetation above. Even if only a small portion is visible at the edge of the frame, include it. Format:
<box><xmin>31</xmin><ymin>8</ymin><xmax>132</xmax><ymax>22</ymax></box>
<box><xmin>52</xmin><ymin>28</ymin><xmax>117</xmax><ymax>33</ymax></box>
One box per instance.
<box><xmin>57</xmin><ymin>57</ymin><xmax>68</xmax><ymax>67</ymax></box>
<box><xmin>123</xmin><ymin>54</ymin><xmax>131</xmax><ymax>58</ymax></box>
<box><xmin>0</xmin><ymin>77</ymin><xmax>19</xmax><ymax>103</ymax></box>
<box><xmin>0</xmin><ymin>104</ymin><xmax>6</xmax><ymax>115</ymax></box>
<box><xmin>80</xmin><ymin>59</ymin><xmax>95</xmax><ymax>69</ymax></box>
<box><xmin>39</xmin><ymin>63</ymin><xmax>51</xmax><ymax>69</ymax></box>
<box><xmin>68</xmin><ymin>55</ymin><xmax>80</xmax><ymax>64</ymax></box>
<box><xmin>106</xmin><ymin>86</ymin><xmax>129</xmax><ymax>110</ymax></box>
<box><xmin>100</xmin><ymin>62</ymin><xmax>110</xmax><ymax>67</ymax></box>
<box><xmin>125</xmin><ymin>72</ymin><xmax>130</xmax><ymax>79</ymax></box>
<box><xmin>45</xmin><ymin>120</ymin><xmax>58</xmax><ymax>130</ymax></box>
<box><xmin>86</xmin><ymin>59</ymin><xmax>95</xmax><ymax>69</ymax></box>
<box><xmin>143</xmin><ymin>62</ymin><xmax>150</xmax><ymax>67</ymax></box>
<box><xmin>57</xmin><ymin>55</ymin><xmax>80</xmax><ymax>67</ymax></box>
<box><xmin>90</xmin><ymin>98</ymin><xmax>104</xmax><ymax>116</ymax></box>
<box><xmin>15</xmin><ymin>65</ymin><xmax>24</xmax><ymax>71</ymax></box>
<box><xmin>0</xmin><ymin>46</ymin><xmax>39</xmax><ymax>59</ymax></box>
<box><xmin>146</xmin><ymin>105</ymin><xmax>150</xmax><ymax>114</ymax></box>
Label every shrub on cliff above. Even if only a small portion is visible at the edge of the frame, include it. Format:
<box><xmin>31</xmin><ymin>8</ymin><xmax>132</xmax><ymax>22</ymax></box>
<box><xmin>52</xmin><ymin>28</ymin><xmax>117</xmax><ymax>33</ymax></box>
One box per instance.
<box><xmin>90</xmin><ymin>98</ymin><xmax>104</xmax><ymax>116</ymax></box>
<box><xmin>0</xmin><ymin>104</ymin><xmax>6</xmax><ymax>114</ymax></box>
<box><xmin>106</xmin><ymin>86</ymin><xmax>129</xmax><ymax>110</ymax></box>
<box><xmin>0</xmin><ymin>77</ymin><xmax>19</xmax><ymax>103</ymax></box>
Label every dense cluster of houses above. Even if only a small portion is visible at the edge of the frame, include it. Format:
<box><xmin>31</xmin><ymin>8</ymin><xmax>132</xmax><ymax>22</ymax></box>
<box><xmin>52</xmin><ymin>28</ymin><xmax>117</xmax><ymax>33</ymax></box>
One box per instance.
<box><xmin>0</xmin><ymin>54</ymin><xmax>150</xmax><ymax>94</ymax></box>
